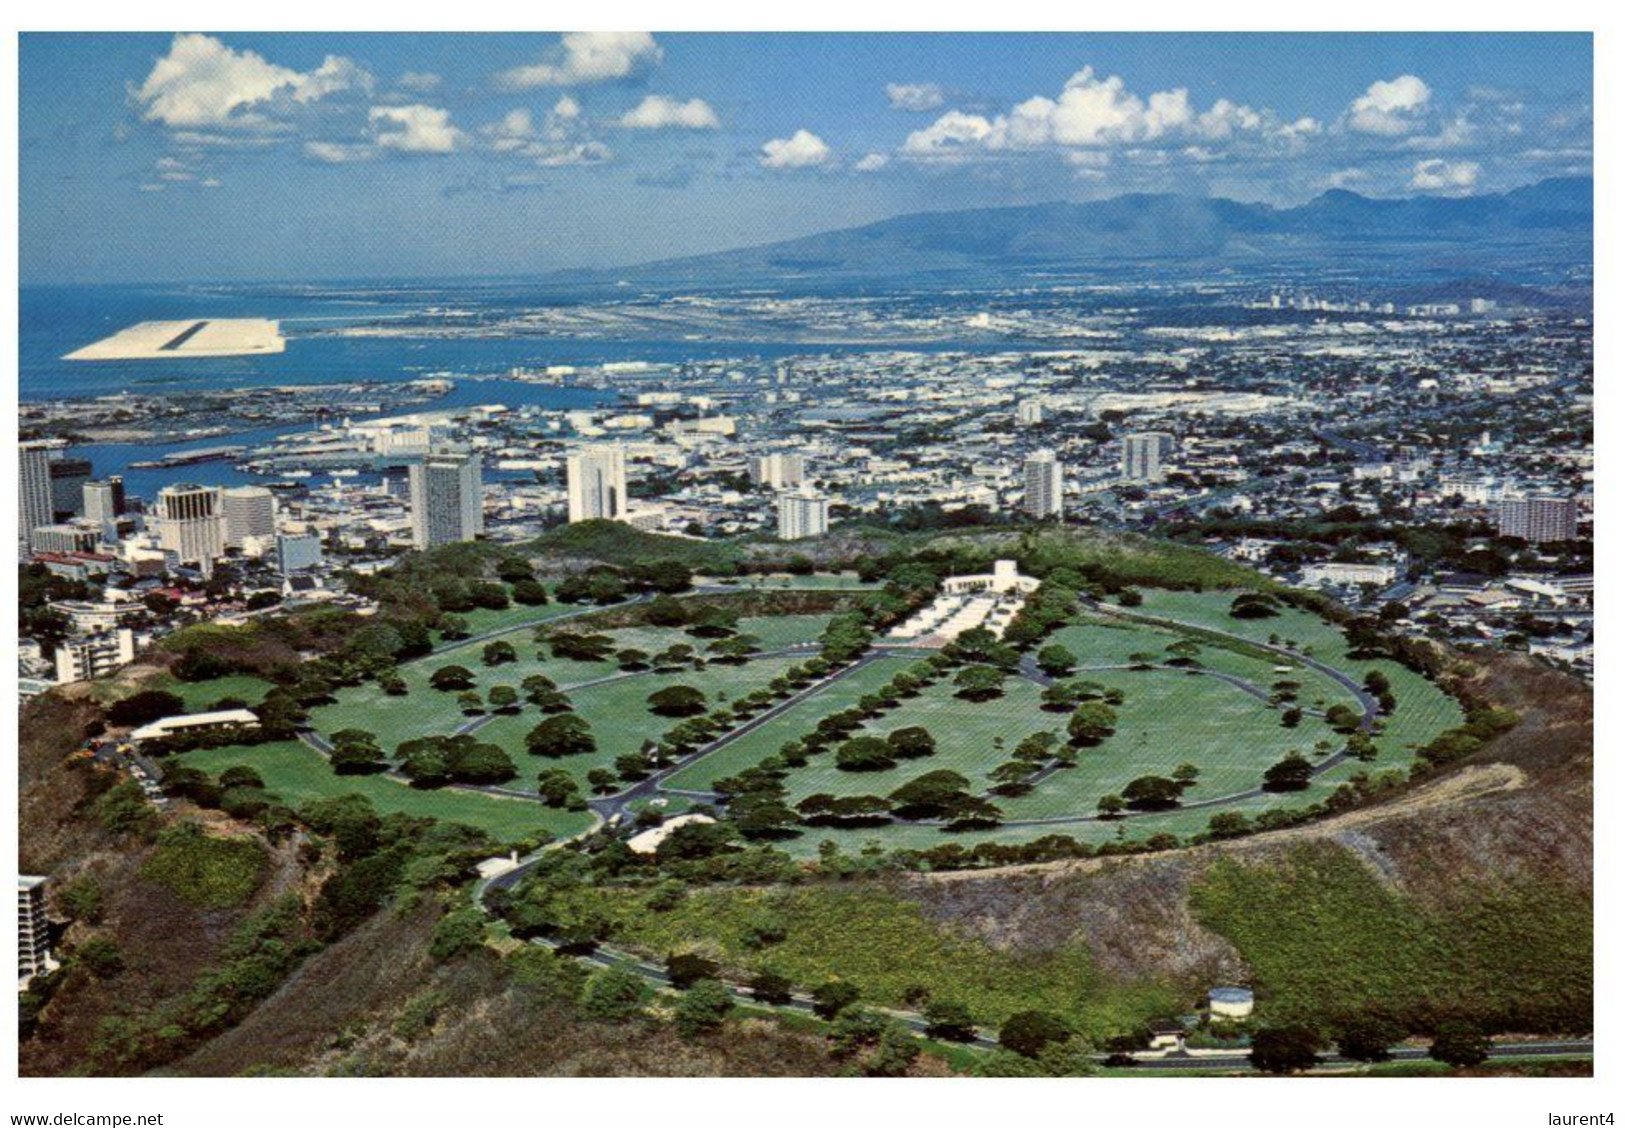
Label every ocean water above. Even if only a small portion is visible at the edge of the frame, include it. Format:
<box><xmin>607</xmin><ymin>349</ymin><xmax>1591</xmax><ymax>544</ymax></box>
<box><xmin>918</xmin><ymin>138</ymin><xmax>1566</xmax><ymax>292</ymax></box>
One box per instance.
<box><xmin>19</xmin><ymin>280</ymin><xmax>1035</xmax><ymax>496</ymax></box>
<box><xmin>21</xmin><ymin>281</ymin><xmax>808</xmax><ymax>494</ymax></box>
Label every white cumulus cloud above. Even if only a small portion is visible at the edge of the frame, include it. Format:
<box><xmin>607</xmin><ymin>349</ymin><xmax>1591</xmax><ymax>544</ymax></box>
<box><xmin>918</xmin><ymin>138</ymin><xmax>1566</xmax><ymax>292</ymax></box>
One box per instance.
<box><xmin>902</xmin><ymin>67</ymin><xmax>1276</xmax><ymax>157</ymax></box>
<box><xmin>854</xmin><ymin>152</ymin><xmax>890</xmax><ymax>172</ymax></box>
<box><xmin>1409</xmin><ymin>158</ymin><xmax>1480</xmax><ymax>193</ymax></box>
<box><xmin>479</xmin><ymin>103</ymin><xmax>610</xmax><ymax>166</ymax></box>
<box><xmin>134</xmin><ymin>33</ymin><xmax>371</xmax><ymax>129</ymax></box>
<box><xmin>396</xmin><ymin>71</ymin><xmax>442</xmax><ymax>93</ymax></box>
<box><xmin>760</xmin><ymin>129</ymin><xmax>833</xmax><ymax>169</ymax></box>
<box><xmin>369</xmin><ymin>104</ymin><xmax>464</xmax><ymax>154</ymax></box>
<box><xmin>498</xmin><ymin>32</ymin><xmax>661</xmax><ymax>88</ymax></box>
<box><xmin>1347</xmin><ymin>75</ymin><xmax>1432</xmax><ymax>135</ymax></box>
<box><xmin>619</xmin><ymin>95</ymin><xmax>720</xmax><ymax>130</ymax></box>
<box><xmin>886</xmin><ymin>82</ymin><xmax>944</xmax><ymax>112</ymax></box>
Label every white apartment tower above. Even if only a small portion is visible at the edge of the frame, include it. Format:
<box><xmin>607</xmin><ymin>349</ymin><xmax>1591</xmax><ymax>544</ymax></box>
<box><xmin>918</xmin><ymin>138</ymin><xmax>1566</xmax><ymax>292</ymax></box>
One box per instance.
<box><xmin>19</xmin><ymin>876</ymin><xmax>55</xmax><ymax>986</ymax></box>
<box><xmin>221</xmin><ymin>485</ymin><xmax>277</xmax><ymax>550</ymax></box>
<box><xmin>1121</xmin><ymin>432</ymin><xmax>1175</xmax><ymax>482</ymax></box>
<box><xmin>409</xmin><ymin>450</ymin><xmax>485</xmax><ymax>549</ymax></box>
<box><xmin>777</xmin><ymin>487</ymin><xmax>830</xmax><ymax>541</ymax></box>
<box><xmin>1017</xmin><ymin>399</ymin><xmax>1045</xmax><ymax>426</ymax></box>
<box><xmin>19</xmin><ymin>440</ymin><xmax>59</xmax><ymax>544</ymax></box>
<box><xmin>55</xmin><ymin>629</ymin><xmax>137</xmax><ymax>684</ymax></box>
<box><xmin>1022</xmin><ymin>450</ymin><xmax>1065</xmax><ymax>520</ymax></box>
<box><xmin>1497</xmin><ymin>496</ymin><xmax>1579</xmax><ymax>544</ymax></box>
<box><xmin>567</xmin><ymin>446</ymin><xmax>629</xmax><ymax>523</ymax></box>
<box><xmin>156</xmin><ymin>484</ymin><xmax>225</xmax><ymax>568</ymax></box>
<box><xmin>752</xmin><ymin>453</ymin><xmax>806</xmax><ymax>491</ymax></box>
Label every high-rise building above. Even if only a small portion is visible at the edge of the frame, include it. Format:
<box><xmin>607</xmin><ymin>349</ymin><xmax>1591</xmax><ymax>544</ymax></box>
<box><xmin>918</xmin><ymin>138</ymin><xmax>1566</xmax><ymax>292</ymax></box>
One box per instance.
<box><xmin>221</xmin><ymin>485</ymin><xmax>276</xmax><ymax>550</ymax></box>
<box><xmin>777</xmin><ymin>487</ymin><xmax>830</xmax><ymax>541</ymax></box>
<box><xmin>751</xmin><ymin>453</ymin><xmax>805</xmax><ymax>490</ymax></box>
<box><xmin>1497</xmin><ymin>496</ymin><xmax>1579</xmax><ymax>544</ymax></box>
<box><xmin>1121</xmin><ymin>432</ymin><xmax>1175</xmax><ymax>482</ymax></box>
<box><xmin>83</xmin><ymin>477</ymin><xmax>127</xmax><ymax>525</ymax></box>
<box><xmin>1017</xmin><ymin>399</ymin><xmax>1045</xmax><ymax>426</ymax></box>
<box><xmin>566</xmin><ymin>445</ymin><xmax>628</xmax><ymax>523</ymax></box>
<box><xmin>49</xmin><ymin>457</ymin><xmax>93</xmax><ymax>521</ymax></box>
<box><xmin>55</xmin><ymin>629</ymin><xmax>137</xmax><ymax>684</ymax></box>
<box><xmin>156</xmin><ymin>483</ymin><xmax>225</xmax><ymax>568</ymax></box>
<box><xmin>1022</xmin><ymin>450</ymin><xmax>1065</xmax><ymax>519</ymax></box>
<box><xmin>275</xmin><ymin>532</ymin><xmax>324</xmax><ymax>574</ymax></box>
<box><xmin>19</xmin><ymin>875</ymin><xmax>56</xmax><ymax>986</ymax></box>
<box><xmin>19</xmin><ymin>440</ymin><xmax>59</xmax><ymax>544</ymax></box>
<box><xmin>409</xmin><ymin>450</ymin><xmax>484</xmax><ymax>549</ymax></box>
<box><xmin>29</xmin><ymin>523</ymin><xmax>102</xmax><ymax>556</ymax></box>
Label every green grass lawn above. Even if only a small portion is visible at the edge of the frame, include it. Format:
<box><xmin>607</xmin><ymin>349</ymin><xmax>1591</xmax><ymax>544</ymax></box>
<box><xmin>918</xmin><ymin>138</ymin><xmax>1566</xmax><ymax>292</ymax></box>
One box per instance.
<box><xmin>160</xmin><ymin>588</ymin><xmax>1462</xmax><ymax>854</ymax></box>
<box><xmin>153</xmin><ymin>673</ymin><xmax>277</xmax><ymax>712</ymax></box>
<box><xmin>174</xmin><ymin>741</ymin><xmax>591</xmax><ymax>843</ymax></box>
<box><xmin>476</xmin><ymin>652</ymin><xmax>807</xmax><ymax>791</ymax></box>
<box><xmin>661</xmin><ymin>656</ymin><xmax>921</xmax><ymax>792</ymax></box>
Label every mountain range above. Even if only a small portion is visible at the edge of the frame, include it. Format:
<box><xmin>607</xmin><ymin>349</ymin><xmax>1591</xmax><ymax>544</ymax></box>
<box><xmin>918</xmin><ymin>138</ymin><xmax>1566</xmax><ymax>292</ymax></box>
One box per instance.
<box><xmin>590</xmin><ymin>176</ymin><xmax>1592</xmax><ymax>290</ymax></box>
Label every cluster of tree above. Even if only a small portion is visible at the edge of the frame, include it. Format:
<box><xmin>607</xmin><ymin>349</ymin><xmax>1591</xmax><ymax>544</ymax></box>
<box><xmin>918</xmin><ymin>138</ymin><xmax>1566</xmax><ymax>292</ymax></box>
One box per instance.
<box><xmin>998</xmin><ymin>573</ymin><xmax>1080</xmax><ymax>649</ymax></box>
<box><xmin>986</xmin><ymin>730</ymin><xmax>1074</xmax><ymax>796</ymax></box>
<box><xmin>1262</xmin><ymin>751</ymin><xmax>1314</xmax><ymax>792</ymax></box>
<box><xmin>330</xmin><ymin>728</ymin><xmax>388</xmax><ymax>774</ymax></box>
<box><xmin>1248</xmin><ymin>1019</ymin><xmax>1495</xmax><ymax>1074</ymax></box>
<box><xmin>1230</xmin><ymin>592</ymin><xmax>1281</xmax><ymax>620</ymax></box>
<box><xmin>1041</xmin><ymin>678</ymin><xmax>1124</xmax><ymax>712</ymax></box>
<box><xmin>395</xmin><ymin>734</ymin><xmax>517</xmax><ymax>787</ymax></box>
<box><xmin>553</xmin><ymin>559</ymin><xmax>694</xmax><ymax>605</ymax></box>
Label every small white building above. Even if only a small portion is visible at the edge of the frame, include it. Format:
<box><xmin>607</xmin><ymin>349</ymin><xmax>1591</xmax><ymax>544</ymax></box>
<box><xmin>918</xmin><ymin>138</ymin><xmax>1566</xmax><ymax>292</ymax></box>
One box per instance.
<box><xmin>129</xmin><ymin>708</ymin><xmax>260</xmax><ymax>745</ymax></box>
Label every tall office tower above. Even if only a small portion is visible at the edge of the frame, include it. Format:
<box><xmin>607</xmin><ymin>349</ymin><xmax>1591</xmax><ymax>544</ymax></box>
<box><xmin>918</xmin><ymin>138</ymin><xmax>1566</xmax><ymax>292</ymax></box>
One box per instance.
<box><xmin>751</xmin><ymin>452</ymin><xmax>806</xmax><ymax>491</ymax></box>
<box><xmin>1022</xmin><ymin>449</ymin><xmax>1065</xmax><ymax>519</ymax></box>
<box><xmin>566</xmin><ymin>445</ymin><xmax>628</xmax><ymax>523</ymax></box>
<box><xmin>777</xmin><ymin>487</ymin><xmax>830</xmax><ymax>541</ymax></box>
<box><xmin>1497</xmin><ymin>496</ymin><xmax>1580</xmax><ymax>544</ymax></box>
<box><xmin>221</xmin><ymin>485</ymin><xmax>277</xmax><ymax>549</ymax></box>
<box><xmin>82</xmin><ymin>477</ymin><xmax>127</xmax><ymax>524</ymax></box>
<box><xmin>19</xmin><ymin>440</ymin><xmax>59</xmax><ymax>543</ymax></box>
<box><xmin>18</xmin><ymin>876</ymin><xmax>56</xmax><ymax>985</ymax></box>
<box><xmin>1121</xmin><ymin>431</ymin><xmax>1175</xmax><ymax>482</ymax></box>
<box><xmin>1017</xmin><ymin>399</ymin><xmax>1045</xmax><ymax>426</ymax></box>
<box><xmin>156</xmin><ymin>483</ymin><xmax>225</xmax><ymax>568</ymax></box>
<box><xmin>409</xmin><ymin>450</ymin><xmax>484</xmax><ymax>549</ymax></box>
<box><xmin>49</xmin><ymin>457</ymin><xmax>93</xmax><ymax>520</ymax></box>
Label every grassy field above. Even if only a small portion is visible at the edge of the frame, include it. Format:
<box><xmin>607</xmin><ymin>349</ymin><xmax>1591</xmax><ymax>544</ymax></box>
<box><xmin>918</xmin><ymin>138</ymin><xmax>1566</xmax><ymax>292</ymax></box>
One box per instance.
<box><xmin>476</xmin><ymin>652</ymin><xmax>807</xmax><ymax>791</ymax></box>
<box><xmin>175</xmin><ymin>741</ymin><xmax>591</xmax><ymax>843</ymax></box>
<box><xmin>154</xmin><ymin>673</ymin><xmax>277</xmax><ymax>712</ymax></box>
<box><xmin>160</xmin><ymin>587</ymin><xmax>1463</xmax><ymax>852</ymax></box>
<box><xmin>551</xmin><ymin>882</ymin><xmax>1182</xmax><ymax>1038</ymax></box>
<box><xmin>306</xmin><ymin>615</ymin><xmax>830</xmax><ymax>756</ymax></box>
<box><xmin>661</xmin><ymin>656</ymin><xmax>922</xmax><ymax>791</ymax></box>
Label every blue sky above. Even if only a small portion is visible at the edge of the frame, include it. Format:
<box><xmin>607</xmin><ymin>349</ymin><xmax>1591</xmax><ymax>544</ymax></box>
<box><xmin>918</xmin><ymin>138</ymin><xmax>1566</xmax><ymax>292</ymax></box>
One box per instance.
<box><xmin>20</xmin><ymin>32</ymin><xmax>1592</xmax><ymax>284</ymax></box>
